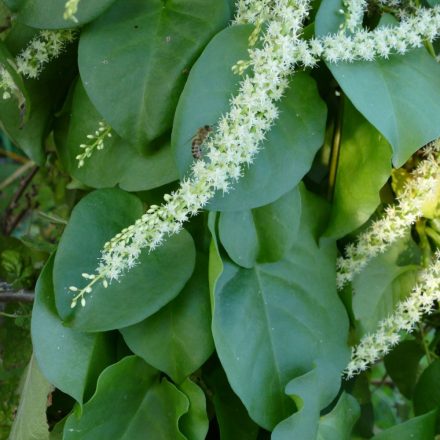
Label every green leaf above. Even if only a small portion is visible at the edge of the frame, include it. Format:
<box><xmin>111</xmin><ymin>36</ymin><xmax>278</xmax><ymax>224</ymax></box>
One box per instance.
<box><xmin>63</xmin><ymin>356</ymin><xmax>189</xmax><ymax>440</ymax></box>
<box><xmin>211</xmin><ymin>185</ymin><xmax>350</xmax><ymax>429</ymax></box>
<box><xmin>78</xmin><ymin>0</ymin><xmax>231</xmax><ymax>152</ymax></box>
<box><xmin>204</xmin><ymin>362</ymin><xmax>260</xmax><ymax>440</ymax></box>
<box><xmin>352</xmin><ymin>236</ymin><xmax>420</xmax><ymax>335</ymax></box>
<box><xmin>55</xmin><ymin>79</ymin><xmax>178</xmax><ymax>192</ymax></box>
<box><xmin>325</xmin><ymin>99</ymin><xmax>392</xmax><ymax>239</ymax></box>
<box><xmin>53</xmin><ymin>188</ymin><xmax>196</xmax><ymax>332</ymax></box>
<box><xmin>172</xmin><ymin>25</ymin><xmax>327</xmax><ymax>210</ymax></box>
<box><xmin>316</xmin><ymin>2</ymin><xmax>440</xmax><ymax>166</ymax></box>
<box><xmin>9</xmin><ymin>0</ymin><xmax>117</xmax><ymax>29</ymax></box>
<box><xmin>178</xmin><ymin>379</ymin><xmax>209</xmax><ymax>440</ymax></box>
<box><xmin>317</xmin><ymin>392</ymin><xmax>360</xmax><ymax>440</ymax></box>
<box><xmin>31</xmin><ymin>255</ymin><xmax>115</xmax><ymax>403</ymax></box>
<box><xmin>414</xmin><ymin>359</ymin><xmax>440</xmax><ymax>415</ymax></box>
<box><xmin>372</xmin><ymin>411</ymin><xmax>437</xmax><ymax>440</ymax></box>
<box><xmin>9</xmin><ymin>355</ymin><xmax>53</xmax><ymax>440</ymax></box>
<box><xmin>218</xmin><ymin>186</ymin><xmax>301</xmax><ymax>268</ymax></box>
<box><xmin>120</xmin><ymin>253</ymin><xmax>214</xmax><ymax>384</ymax></box>
<box><xmin>384</xmin><ymin>340</ymin><xmax>424</xmax><ymax>399</ymax></box>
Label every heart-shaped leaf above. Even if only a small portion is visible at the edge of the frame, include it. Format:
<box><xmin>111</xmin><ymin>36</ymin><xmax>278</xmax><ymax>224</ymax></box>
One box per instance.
<box><xmin>63</xmin><ymin>356</ymin><xmax>189</xmax><ymax>440</ymax></box>
<box><xmin>5</xmin><ymin>0</ymin><xmax>117</xmax><ymax>29</ymax></box>
<box><xmin>121</xmin><ymin>253</ymin><xmax>213</xmax><ymax>383</ymax></box>
<box><xmin>211</xmin><ymin>186</ymin><xmax>349</xmax><ymax>429</ymax></box>
<box><xmin>53</xmin><ymin>188</ymin><xmax>196</xmax><ymax>331</ymax></box>
<box><xmin>78</xmin><ymin>0</ymin><xmax>231</xmax><ymax>152</ymax></box>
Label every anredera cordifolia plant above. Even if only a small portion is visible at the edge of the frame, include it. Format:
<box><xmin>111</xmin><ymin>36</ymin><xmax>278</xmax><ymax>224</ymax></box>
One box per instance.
<box><xmin>2</xmin><ymin>0</ymin><xmax>440</xmax><ymax>437</ymax></box>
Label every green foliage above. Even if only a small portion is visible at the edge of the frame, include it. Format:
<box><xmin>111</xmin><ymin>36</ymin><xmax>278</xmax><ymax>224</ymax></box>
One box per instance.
<box><xmin>2</xmin><ymin>0</ymin><xmax>440</xmax><ymax>438</ymax></box>
<box><xmin>78</xmin><ymin>0</ymin><xmax>232</xmax><ymax>153</ymax></box>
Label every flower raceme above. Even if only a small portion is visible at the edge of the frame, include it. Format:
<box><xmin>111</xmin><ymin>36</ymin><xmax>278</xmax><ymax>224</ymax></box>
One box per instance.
<box><xmin>346</xmin><ymin>252</ymin><xmax>440</xmax><ymax>378</ymax></box>
<box><xmin>337</xmin><ymin>141</ymin><xmax>440</xmax><ymax>290</ymax></box>
<box><xmin>76</xmin><ymin>121</ymin><xmax>112</xmax><ymax>168</ymax></box>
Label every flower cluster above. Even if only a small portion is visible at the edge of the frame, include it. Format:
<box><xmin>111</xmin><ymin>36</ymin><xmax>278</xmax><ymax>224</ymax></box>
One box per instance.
<box><xmin>345</xmin><ymin>252</ymin><xmax>440</xmax><ymax>378</ymax></box>
<box><xmin>337</xmin><ymin>141</ymin><xmax>440</xmax><ymax>290</ymax></box>
<box><xmin>302</xmin><ymin>5</ymin><xmax>440</xmax><ymax>65</ymax></box>
<box><xmin>69</xmin><ymin>0</ymin><xmax>312</xmax><ymax>307</ymax></box>
<box><xmin>76</xmin><ymin>121</ymin><xmax>112</xmax><ymax>168</ymax></box>
<box><xmin>0</xmin><ymin>67</ymin><xmax>19</xmax><ymax>100</ymax></box>
<box><xmin>64</xmin><ymin>0</ymin><xmax>81</xmax><ymax>22</ymax></box>
<box><xmin>341</xmin><ymin>0</ymin><xmax>367</xmax><ymax>32</ymax></box>
<box><xmin>16</xmin><ymin>30</ymin><xmax>75</xmax><ymax>79</ymax></box>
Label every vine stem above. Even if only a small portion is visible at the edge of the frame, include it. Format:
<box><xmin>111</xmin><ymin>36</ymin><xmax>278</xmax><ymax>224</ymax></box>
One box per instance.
<box><xmin>327</xmin><ymin>91</ymin><xmax>344</xmax><ymax>200</ymax></box>
<box><xmin>418</xmin><ymin>323</ymin><xmax>433</xmax><ymax>363</ymax></box>
<box><xmin>0</xmin><ymin>292</ymin><xmax>34</xmax><ymax>302</ymax></box>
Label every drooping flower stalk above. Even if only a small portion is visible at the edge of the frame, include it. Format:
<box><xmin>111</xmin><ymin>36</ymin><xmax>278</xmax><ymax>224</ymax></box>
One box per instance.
<box><xmin>69</xmin><ymin>0</ymin><xmax>312</xmax><ymax>307</ymax></box>
<box><xmin>305</xmin><ymin>5</ymin><xmax>440</xmax><ymax>64</ymax></box>
<box><xmin>337</xmin><ymin>141</ymin><xmax>440</xmax><ymax>290</ymax></box>
<box><xmin>76</xmin><ymin>121</ymin><xmax>112</xmax><ymax>168</ymax></box>
<box><xmin>345</xmin><ymin>252</ymin><xmax>440</xmax><ymax>378</ymax></box>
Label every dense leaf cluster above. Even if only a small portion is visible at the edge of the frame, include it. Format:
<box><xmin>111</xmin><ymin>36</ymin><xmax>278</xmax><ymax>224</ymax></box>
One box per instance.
<box><xmin>2</xmin><ymin>0</ymin><xmax>440</xmax><ymax>439</ymax></box>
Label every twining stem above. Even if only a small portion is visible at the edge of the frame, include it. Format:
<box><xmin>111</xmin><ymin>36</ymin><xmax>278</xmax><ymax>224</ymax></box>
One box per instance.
<box><xmin>327</xmin><ymin>91</ymin><xmax>344</xmax><ymax>200</ymax></box>
<box><xmin>416</xmin><ymin>220</ymin><xmax>432</xmax><ymax>268</ymax></box>
<box><xmin>418</xmin><ymin>323</ymin><xmax>433</xmax><ymax>363</ymax></box>
<box><xmin>0</xmin><ymin>160</ymin><xmax>34</xmax><ymax>191</ymax></box>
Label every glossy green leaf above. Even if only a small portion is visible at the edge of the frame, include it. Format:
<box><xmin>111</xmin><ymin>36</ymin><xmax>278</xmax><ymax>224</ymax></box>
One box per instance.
<box><xmin>372</xmin><ymin>411</ymin><xmax>437</xmax><ymax>440</ymax></box>
<box><xmin>121</xmin><ymin>253</ymin><xmax>214</xmax><ymax>384</ymax></box>
<box><xmin>0</xmin><ymin>26</ymin><xmax>76</xmax><ymax>164</ymax></box>
<box><xmin>172</xmin><ymin>25</ymin><xmax>327</xmax><ymax>210</ymax></box>
<box><xmin>384</xmin><ymin>340</ymin><xmax>424</xmax><ymax>399</ymax></box>
<box><xmin>9</xmin><ymin>355</ymin><xmax>52</xmax><ymax>440</ymax></box>
<box><xmin>414</xmin><ymin>359</ymin><xmax>440</xmax><ymax>415</ymax></box>
<box><xmin>63</xmin><ymin>356</ymin><xmax>189</xmax><ymax>440</ymax></box>
<box><xmin>316</xmin><ymin>2</ymin><xmax>440</xmax><ymax>166</ymax></box>
<box><xmin>212</xmin><ymin>186</ymin><xmax>350</xmax><ymax>429</ymax></box>
<box><xmin>78</xmin><ymin>0</ymin><xmax>231</xmax><ymax>152</ymax></box>
<box><xmin>6</xmin><ymin>0</ymin><xmax>117</xmax><ymax>29</ymax></box>
<box><xmin>55</xmin><ymin>79</ymin><xmax>178</xmax><ymax>192</ymax></box>
<box><xmin>178</xmin><ymin>379</ymin><xmax>209</xmax><ymax>440</ymax></box>
<box><xmin>317</xmin><ymin>392</ymin><xmax>360</xmax><ymax>440</ymax></box>
<box><xmin>204</xmin><ymin>362</ymin><xmax>260</xmax><ymax>440</ymax></box>
<box><xmin>218</xmin><ymin>186</ymin><xmax>301</xmax><ymax>268</ymax></box>
<box><xmin>32</xmin><ymin>255</ymin><xmax>115</xmax><ymax>403</ymax></box>
<box><xmin>352</xmin><ymin>236</ymin><xmax>420</xmax><ymax>335</ymax></box>
<box><xmin>325</xmin><ymin>99</ymin><xmax>392</xmax><ymax>239</ymax></box>
<box><xmin>53</xmin><ymin>188</ymin><xmax>196</xmax><ymax>331</ymax></box>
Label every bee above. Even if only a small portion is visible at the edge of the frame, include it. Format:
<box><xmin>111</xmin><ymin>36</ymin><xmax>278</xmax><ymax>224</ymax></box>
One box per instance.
<box><xmin>191</xmin><ymin>125</ymin><xmax>212</xmax><ymax>159</ymax></box>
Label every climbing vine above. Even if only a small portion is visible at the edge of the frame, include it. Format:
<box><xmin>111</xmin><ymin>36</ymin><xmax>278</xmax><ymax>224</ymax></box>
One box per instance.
<box><xmin>2</xmin><ymin>0</ymin><xmax>440</xmax><ymax>438</ymax></box>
